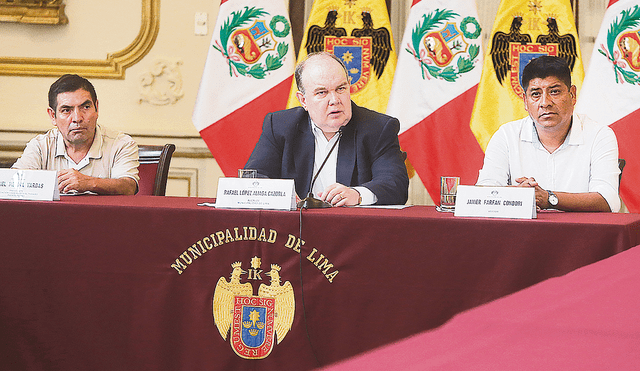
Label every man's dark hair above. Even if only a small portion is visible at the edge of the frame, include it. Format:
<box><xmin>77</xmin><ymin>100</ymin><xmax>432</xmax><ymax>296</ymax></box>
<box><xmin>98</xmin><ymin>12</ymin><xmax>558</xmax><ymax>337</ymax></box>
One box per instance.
<box><xmin>521</xmin><ymin>56</ymin><xmax>572</xmax><ymax>93</ymax></box>
<box><xmin>294</xmin><ymin>51</ymin><xmax>349</xmax><ymax>94</ymax></box>
<box><xmin>48</xmin><ymin>74</ymin><xmax>98</xmax><ymax>112</ymax></box>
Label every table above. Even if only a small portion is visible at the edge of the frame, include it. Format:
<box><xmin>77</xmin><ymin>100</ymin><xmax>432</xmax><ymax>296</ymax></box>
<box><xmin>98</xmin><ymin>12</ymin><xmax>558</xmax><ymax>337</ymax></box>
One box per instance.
<box><xmin>323</xmin><ymin>244</ymin><xmax>640</xmax><ymax>370</ymax></box>
<box><xmin>1</xmin><ymin>196</ymin><xmax>639</xmax><ymax>370</ymax></box>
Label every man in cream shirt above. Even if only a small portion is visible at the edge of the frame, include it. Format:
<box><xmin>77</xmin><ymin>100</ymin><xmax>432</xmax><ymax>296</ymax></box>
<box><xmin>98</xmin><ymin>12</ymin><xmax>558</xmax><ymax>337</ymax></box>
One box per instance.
<box><xmin>13</xmin><ymin>74</ymin><xmax>139</xmax><ymax>195</ymax></box>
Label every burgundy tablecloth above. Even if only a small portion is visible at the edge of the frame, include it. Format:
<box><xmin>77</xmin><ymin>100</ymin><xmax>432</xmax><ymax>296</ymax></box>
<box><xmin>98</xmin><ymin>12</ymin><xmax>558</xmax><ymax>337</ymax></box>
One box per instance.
<box><xmin>1</xmin><ymin>196</ymin><xmax>639</xmax><ymax>370</ymax></box>
<box><xmin>323</xmin><ymin>244</ymin><xmax>640</xmax><ymax>370</ymax></box>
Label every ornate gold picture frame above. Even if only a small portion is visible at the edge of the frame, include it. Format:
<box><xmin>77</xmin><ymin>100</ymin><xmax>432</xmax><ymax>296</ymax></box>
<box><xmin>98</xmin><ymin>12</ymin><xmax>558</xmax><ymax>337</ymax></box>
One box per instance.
<box><xmin>0</xmin><ymin>0</ymin><xmax>160</xmax><ymax>79</ymax></box>
<box><xmin>0</xmin><ymin>0</ymin><xmax>68</xmax><ymax>25</ymax></box>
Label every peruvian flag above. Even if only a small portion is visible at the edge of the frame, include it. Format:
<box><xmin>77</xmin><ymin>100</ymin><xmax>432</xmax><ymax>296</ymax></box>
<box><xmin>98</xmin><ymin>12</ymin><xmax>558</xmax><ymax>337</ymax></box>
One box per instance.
<box><xmin>192</xmin><ymin>0</ymin><xmax>296</xmax><ymax>176</ymax></box>
<box><xmin>575</xmin><ymin>0</ymin><xmax>640</xmax><ymax>212</ymax></box>
<box><xmin>386</xmin><ymin>0</ymin><xmax>484</xmax><ymax>203</ymax></box>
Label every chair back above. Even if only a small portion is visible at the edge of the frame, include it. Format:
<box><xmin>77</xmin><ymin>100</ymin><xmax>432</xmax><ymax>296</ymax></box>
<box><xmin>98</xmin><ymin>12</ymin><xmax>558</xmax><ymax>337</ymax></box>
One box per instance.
<box><xmin>618</xmin><ymin>158</ymin><xmax>626</xmax><ymax>186</ymax></box>
<box><xmin>0</xmin><ymin>157</ymin><xmax>17</xmax><ymax>168</ymax></box>
<box><xmin>137</xmin><ymin>144</ymin><xmax>175</xmax><ymax>196</ymax></box>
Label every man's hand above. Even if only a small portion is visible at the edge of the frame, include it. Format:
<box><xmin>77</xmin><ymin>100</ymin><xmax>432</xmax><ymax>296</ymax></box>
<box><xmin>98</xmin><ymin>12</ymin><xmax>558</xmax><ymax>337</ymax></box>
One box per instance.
<box><xmin>319</xmin><ymin>183</ymin><xmax>360</xmax><ymax>207</ymax></box>
<box><xmin>57</xmin><ymin>169</ymin><xmax>137</xmax><ymax>195</ymax></box>
<box><xmin>514</xmin><ymin>176</ymin><xmax>611</xmax><ymax>211</ymax></box>
<box><xmin>515</xmin><ymin>176</ymin><xmax>548</xmax><ymax>209</ymax></box>
<box><xmin>58</xmin><ymin>169</ymin><xmax>94</xmax><ymax>194</ymax></box>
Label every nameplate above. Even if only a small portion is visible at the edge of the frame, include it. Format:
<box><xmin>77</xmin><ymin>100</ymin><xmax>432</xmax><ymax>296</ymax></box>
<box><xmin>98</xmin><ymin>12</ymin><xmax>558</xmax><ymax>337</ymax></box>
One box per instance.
<box><xmin>215</xmin><ymin>178</ymin><xmax>296</xmax><ymax>211</ymax></box>
<box><xmin>0</xmin><ymin>169</ymin><xmax>60</xmax><ymax>201</ymax></box>
<box><xmin>454</xmin><ymin>185</ymin><xmax>536</xmax><ymax>219</ymax></box>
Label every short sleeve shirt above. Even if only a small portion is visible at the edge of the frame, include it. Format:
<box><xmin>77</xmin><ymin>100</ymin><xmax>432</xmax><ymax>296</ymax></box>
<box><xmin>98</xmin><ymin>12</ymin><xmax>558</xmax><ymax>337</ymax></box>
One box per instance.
<box><xmin>13</xmin><ymin>124</ymin><xmax>139</xmax><ymax>184</ymax></box>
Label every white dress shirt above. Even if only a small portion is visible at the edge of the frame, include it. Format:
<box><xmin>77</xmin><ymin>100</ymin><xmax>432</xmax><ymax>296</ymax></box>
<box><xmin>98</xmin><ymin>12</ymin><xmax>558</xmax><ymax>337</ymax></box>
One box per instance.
<box><xmin>476</xmin><ymin>114</ymin><xmax>620</xmax><ymax>212</ymax></box>
<box><xmin>310</xmin><ymin>121</ymin><xmax>377</xmax><ymax>205</ymax></box>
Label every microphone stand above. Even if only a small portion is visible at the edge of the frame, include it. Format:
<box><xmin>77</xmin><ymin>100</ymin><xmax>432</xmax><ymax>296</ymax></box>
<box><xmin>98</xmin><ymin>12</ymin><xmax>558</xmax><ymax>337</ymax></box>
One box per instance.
<box><xmin>297</xmin><ymin>129</ymin><xmax>343</xmax><ymax>209</ymax></box>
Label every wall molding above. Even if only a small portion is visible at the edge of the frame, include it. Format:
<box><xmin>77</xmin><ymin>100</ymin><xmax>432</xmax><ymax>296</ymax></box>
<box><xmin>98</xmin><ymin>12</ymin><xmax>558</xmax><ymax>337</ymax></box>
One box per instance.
<box><xmin>0</xmin><ymin>128</ymin><xmax>202</xmax><ymax>140</ymax></box>
<box><xmin>0</xmin><ymin>0</ymin><xmax>68</xmax><ymax>25</ymax></box>
<box><xmin>0</xmin><ymin>0</ymin><xmax>160</xmax><ymax>79</ymax></box>
<box><xmin>139</xmin><ymin>59</ymin><xmax>185</xmax><ymax>105</ymax></box>
<box><xmin>167</xmin><ymin>167</ymin><xmax>199</xmax><ymax>197</ymax></box>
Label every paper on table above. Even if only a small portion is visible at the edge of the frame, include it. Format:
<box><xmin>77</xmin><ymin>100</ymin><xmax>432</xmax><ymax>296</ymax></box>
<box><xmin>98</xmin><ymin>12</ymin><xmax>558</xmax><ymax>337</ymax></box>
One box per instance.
<box><xmin>355</xmin><ymin>204</ymin><xmax>411</xmax><ymax>209</ymax></box>
<box><xmin>61</xmin><ymin>190</ymin><xmax>98</xmax><ymax>196</ymax></box>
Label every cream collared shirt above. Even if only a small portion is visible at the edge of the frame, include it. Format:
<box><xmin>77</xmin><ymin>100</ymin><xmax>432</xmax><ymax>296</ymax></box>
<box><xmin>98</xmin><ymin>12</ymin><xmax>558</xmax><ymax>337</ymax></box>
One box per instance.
<box><xmin>13</xmin><ymin>124</ymin><xmax>139</xmax><ymax>184</ymax></box>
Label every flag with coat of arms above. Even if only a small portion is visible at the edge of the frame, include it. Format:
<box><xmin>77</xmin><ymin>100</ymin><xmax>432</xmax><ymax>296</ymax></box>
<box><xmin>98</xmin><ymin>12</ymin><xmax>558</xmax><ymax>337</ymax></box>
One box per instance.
<box><xmin>192</xmin><ymin>0</ymin><xmax>296</xmax><ymax>177</ymax></box>
<box><xmin>575</xmin><ymin>0</ymin><xmax>640</xmax><ymax>212</ymax></box>
<box><xmin>386</xmin><ymin>0</ymin><xmax>485</xmax><ymax>204</ymax></box>
<box><xmin>286</xmin><ymin>0</ymin><xmax>396</xmax><ymax>113</ymax></box>
<box><xmin>470</xmin><ymin>0</ymin><xmax>584</xmax><ymax>152</ymax></box>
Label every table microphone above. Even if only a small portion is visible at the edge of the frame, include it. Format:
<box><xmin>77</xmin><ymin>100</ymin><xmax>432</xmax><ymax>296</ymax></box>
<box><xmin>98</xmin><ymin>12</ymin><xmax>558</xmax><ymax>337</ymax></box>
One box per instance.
<box><xmin>297</xmin><ymin>128</ymin><xmax>343</xmax><ymax>209</ymax></box>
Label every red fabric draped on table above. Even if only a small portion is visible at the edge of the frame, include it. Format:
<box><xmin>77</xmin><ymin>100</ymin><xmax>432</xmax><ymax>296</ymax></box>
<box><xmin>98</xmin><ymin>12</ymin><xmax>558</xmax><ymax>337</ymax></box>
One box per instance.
<box><xmin>323</xmin><ymin>244</ymin><xmax>640</xmax><ymax>370</ymax></box>
<box><xmin>1</xmin><ymin>197</ymin><xmax>639</xmax><ymax>370</ymax></box>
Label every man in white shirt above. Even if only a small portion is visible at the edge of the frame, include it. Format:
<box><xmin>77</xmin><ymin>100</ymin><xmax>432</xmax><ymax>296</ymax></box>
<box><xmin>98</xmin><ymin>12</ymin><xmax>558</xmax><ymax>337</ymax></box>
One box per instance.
<box><xmin>13</xmin><ymin>74</ymin><xmax>139</xmax><ymax>195</ymax></box>
<box><xmin>476</xmin><ymin>56</ymin><xmax>620</xmax><ymax>212</ymax></box>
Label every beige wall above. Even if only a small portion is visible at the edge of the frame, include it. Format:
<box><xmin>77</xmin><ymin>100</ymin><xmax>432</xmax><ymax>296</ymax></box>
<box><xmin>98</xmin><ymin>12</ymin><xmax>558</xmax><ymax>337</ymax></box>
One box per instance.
<box><xmin>0</xmin><ymin>0</ymin><xmax>609</xmax><ymax>203</ymax></box>
<box><xmin>0</xmin><ymin>0</ymin><xmax>222</xmax><ymax>197</ymax></box>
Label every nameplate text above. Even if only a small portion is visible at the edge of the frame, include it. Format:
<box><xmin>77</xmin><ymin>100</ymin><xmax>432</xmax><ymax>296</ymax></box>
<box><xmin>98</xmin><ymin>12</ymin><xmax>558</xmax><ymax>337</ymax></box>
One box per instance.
<box><xmin>216</xmin><ymin>178</ymin><xmax>296</xmax><ymax>210</ymax></box>
<box><xmin>0</xmin><ymin>169</ymin><xmax>60</xmax><ymax>201</ymax></box>
<box><xmin>454</xmin><ymin>185</ymin><xmax>536</xmax><ymax>219</ymax></box>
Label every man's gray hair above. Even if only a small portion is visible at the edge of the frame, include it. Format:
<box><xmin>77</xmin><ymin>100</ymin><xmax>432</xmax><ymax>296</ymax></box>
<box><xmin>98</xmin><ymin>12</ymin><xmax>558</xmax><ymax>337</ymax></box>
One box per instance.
<box><xmin>294</xmin><ymin>51</ymin><xmax>349</xmax><ymax>94</ymax></box>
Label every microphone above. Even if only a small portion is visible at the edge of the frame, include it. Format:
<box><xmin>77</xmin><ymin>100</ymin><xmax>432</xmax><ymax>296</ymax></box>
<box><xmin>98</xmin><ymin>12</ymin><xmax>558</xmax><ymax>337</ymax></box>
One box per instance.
<box><xmin>297</xmin><ymin>128</ymin><xmax>343</xmax><ymax>209</ymax></box>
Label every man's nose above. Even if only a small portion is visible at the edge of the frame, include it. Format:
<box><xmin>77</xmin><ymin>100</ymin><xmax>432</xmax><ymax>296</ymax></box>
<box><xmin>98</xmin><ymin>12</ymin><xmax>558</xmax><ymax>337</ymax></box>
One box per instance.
<box><xmin>328</xmin><ymin>90</ymin><xmax>340</xmax><ymax>104</ymax></box>
<box><xmin>540</xmin><ymin>92</ymin><xmax>552</xmax><ymax>107</ymax></box>
<box><xmin>70</xmin><ymin>107</ymin><xmax>82</xmax><ymax>121</ymax></box>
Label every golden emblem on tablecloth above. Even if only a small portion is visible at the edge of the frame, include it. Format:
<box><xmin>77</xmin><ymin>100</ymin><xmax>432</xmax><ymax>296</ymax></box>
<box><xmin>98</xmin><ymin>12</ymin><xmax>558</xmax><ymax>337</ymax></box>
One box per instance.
<box><xmin>213</xmin><ymin>259</ymin><xmax>295</xmax><ymax>359</ymax></box>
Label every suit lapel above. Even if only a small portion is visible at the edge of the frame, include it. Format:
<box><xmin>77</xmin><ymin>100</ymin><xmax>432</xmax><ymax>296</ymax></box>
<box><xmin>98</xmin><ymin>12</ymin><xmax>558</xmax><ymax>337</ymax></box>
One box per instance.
<box><xmin>336</xmin><ymin>106</ymin><xmax>357</xmax><ymax>186</ymax></box>
<box><xmin>294</xmin><ymin>117</ymin><xmax>315</xmax><ymax>196</ymax></box>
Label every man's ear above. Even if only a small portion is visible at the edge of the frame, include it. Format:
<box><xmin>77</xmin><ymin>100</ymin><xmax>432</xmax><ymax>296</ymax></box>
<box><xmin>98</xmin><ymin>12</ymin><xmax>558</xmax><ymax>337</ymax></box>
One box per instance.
<box><xmin>296</xmin><ymin>91</ymin><xmax>307</xmax><ymax>110</ymax></box>
<box><xmin>47</xmin><ymin>107</ymin><xmax>56</xmax><ymax>126</ymax></box>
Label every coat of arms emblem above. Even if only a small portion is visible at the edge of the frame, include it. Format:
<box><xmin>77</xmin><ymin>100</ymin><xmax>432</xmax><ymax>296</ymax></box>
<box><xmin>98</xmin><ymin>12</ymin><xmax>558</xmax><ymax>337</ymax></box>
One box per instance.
<box><xmin>305</xmin><ymin>10</ymin><xmax>392</xmax><ymax>93</ymax></box>
<box><xmin>405</xmin><ymin>9</ymin><xmax>481</xmax><ymax>82</ymax></box>
<box><xmin>619</xmin><ymin>31</ymin><xmax>640</xmax><ymax>71</ymax></box>
<box><xmin>231</xmin><ymin>20</ymin><xmax>276</xmax><ymax>64</ymax></box>
<box><xmin>424</xmin><ymin>22</ymin><xmax>469</xmax><ymax>67</ymax></box>
<box><xmin>490</xmin><ymin>16</ymin><xmax>578</xmax><ymax>98</ymax></box>
<box><xmin>213</xmin><ymin>259</ymin><xmax>294</xmax><ymax>359</ymax></box>
<box><xmin>599</xmin><ymin>5</ymin><xmax>640</xmax><ymax>84</ymax></box>
<box><xmin>325</xmin><ymin>36</ymin><xmax>373</xmax><ymax>93</ymax></box>
<box><xmin>212</xmin><ymin>7</ymin><xmax>291</xmax><ymax>79</ymax></box>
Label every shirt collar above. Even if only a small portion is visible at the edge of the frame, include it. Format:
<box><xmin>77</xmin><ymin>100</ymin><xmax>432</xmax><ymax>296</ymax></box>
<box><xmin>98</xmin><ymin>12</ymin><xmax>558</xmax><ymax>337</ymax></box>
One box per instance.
<box><xmin>55</xmin><ymin>129</ymin><xmax>67</xmax><ymax>158</ymax></box>
<box><xmin>564</xmin><ymin>114</ymin><xmax>584</xmax><ymax>146</ymax></box>
<box><xmin>54</xmin><ymin>124</ymin><xmax>103</xmax><ymax>159</ymax></box>
<box><xmin>521</xmin><ymin>114</ymin><xmax>583</xmax><ymax>148</ymax></box>
<box><xmin>87</xmin><ymin>124</ymin><xmax>103</xmax><ymax>159</ymax></box>
<box><xmin>310</xmin><ymin>119</ymin><xmax>340</xmax><ymax>145</ymax></box>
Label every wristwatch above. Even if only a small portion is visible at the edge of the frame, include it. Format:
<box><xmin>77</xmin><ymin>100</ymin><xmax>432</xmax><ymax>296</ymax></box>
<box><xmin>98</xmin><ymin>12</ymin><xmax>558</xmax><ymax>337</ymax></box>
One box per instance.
<box><xmin>547</xmin><ymin>190</ymin><xmax>559</xmax><ymax>207</ymax></box>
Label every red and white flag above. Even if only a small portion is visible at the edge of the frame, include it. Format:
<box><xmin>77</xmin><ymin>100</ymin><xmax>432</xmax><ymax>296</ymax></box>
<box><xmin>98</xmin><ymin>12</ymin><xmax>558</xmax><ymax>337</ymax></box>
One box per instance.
<box><xmin>386</xmin><ymin>0</ymin><xmax>484</xmax><ymax>203</ymax></box>
<box><xmin>192</xmin><ymin>0</ymin><xmax>296</xmax><ymax>176</ymax></box>
<box><xmin>575</xmin><ymin>0</ymin><xmax>640</xmax><ymax>212</ymax></box>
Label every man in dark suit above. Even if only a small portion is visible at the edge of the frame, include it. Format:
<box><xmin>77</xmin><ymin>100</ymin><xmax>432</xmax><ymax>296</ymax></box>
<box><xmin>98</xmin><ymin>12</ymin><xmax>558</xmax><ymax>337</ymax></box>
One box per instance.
<box><xmin>245</xmin><ymin>52</ymin><xmax>408</xmax><ymax>206</ymax></box>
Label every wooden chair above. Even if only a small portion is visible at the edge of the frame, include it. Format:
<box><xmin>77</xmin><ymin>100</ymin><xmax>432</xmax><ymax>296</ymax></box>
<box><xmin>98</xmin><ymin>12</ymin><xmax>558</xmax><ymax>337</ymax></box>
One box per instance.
<box><xmin>0</xmin><ymin>157</ymin><xmax>17</xmax><ymax>168</ymax></box>
<box><xmin>137</xmin><ymin>144</ymin><xmax>175</xmax><ymax>196</ymax></box>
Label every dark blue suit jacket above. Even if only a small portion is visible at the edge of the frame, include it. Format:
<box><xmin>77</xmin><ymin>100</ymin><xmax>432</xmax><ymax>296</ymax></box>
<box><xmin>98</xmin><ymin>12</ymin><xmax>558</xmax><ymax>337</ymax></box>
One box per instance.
<box><xmin>245</xmin><ymin>102</ymin><xmax>409</xmax><ymax>205</ymax></box>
